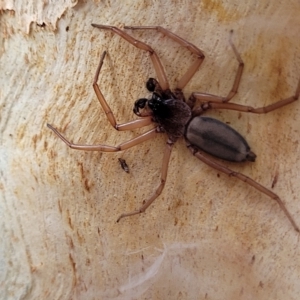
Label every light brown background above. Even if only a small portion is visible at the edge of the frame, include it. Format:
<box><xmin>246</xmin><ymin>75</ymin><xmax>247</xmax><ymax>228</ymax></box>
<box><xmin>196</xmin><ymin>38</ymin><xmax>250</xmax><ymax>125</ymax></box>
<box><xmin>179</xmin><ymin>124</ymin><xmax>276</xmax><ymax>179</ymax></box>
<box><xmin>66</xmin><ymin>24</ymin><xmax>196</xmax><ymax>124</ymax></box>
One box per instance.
<box><xmin>1</xmin><ymin>1</ymin><xmax>300</xmax><ymax>299</ymax></box>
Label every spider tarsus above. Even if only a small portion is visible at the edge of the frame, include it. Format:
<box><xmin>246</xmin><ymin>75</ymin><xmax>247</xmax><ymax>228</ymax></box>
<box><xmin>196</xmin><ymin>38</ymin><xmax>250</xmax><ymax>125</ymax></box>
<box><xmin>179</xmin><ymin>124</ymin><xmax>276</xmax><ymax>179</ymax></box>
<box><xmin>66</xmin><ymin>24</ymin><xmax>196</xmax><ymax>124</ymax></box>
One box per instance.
<box><xmin>91</xmin><ymin>23</ymin><xmax>106</xmax><ymax>29</ymax></box>
<box><xmin>47</xmin><ymin>123</ymin><xmax>58</xmax><ymax>134</ymax></box>
<box><xmin>116</xmin><ymin>213</ymin><xmax>131</xmax><ymax>223</ymax></box>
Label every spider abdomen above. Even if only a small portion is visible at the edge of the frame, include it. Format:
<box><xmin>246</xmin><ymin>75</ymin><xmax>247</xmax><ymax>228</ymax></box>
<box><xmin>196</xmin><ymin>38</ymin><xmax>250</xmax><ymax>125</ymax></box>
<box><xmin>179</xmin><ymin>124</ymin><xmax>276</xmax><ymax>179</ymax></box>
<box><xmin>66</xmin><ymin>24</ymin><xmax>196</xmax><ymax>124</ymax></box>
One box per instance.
<box><xmin>185</xmin><ymin>116</ymin><xmax>256</xmax><ymax>162</ymax></box>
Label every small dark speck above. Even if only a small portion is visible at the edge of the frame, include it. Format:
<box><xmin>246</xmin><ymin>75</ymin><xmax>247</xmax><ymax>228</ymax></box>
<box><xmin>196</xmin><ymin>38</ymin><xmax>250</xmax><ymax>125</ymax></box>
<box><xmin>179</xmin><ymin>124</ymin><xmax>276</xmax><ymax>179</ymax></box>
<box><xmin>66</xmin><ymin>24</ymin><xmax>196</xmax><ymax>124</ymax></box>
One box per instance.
<box><xmin>271</xmin><ymin>172</ymin><xmax>279</xmax><ymax>189</ymax></box>
<box><xmin>37</xmin><ymin>22</ymin><xmax>46</xmax><ymax>28</ymax></box>
<box><xmin>66</xmin><ymin>26</ymin><xmax>69</xmax><ymax>32</ymax></box>
<box><xmin>118</xmin><ymin>158</ymin><xmax>129</xmax><ymax>173</ymax></box>
<box><xmin>217</xmin><ymin>173</ymin><xmax>220</xmax><ymax>177</ymax></box>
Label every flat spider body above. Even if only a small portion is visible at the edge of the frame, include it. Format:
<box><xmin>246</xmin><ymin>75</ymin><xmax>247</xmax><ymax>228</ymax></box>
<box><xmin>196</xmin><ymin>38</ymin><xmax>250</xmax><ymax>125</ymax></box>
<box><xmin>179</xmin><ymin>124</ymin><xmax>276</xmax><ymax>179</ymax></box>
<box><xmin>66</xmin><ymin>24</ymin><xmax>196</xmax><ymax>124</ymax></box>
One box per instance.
<box><xmin>47</xmin><ymin>25</ymin><xmax>300</xmax><ymax>231</ymax></box>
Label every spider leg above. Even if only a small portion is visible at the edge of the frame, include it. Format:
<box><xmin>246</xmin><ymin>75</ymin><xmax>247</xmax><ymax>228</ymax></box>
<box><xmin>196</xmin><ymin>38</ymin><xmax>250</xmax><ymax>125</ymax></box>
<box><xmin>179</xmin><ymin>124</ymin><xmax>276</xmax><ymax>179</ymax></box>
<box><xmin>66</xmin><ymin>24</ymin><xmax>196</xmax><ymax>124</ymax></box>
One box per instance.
<box><xmin>187</xmin><ymin>31</ymin><xmax>244</xmax><ymax>108</ymax></box>
<box><xmin>186</xmin><ymin>142</ymin><xmax>300</xmax><ymax>232</ymax></box>
<box><xmin>92</xmin><ymin>24</ymin><xmax>169</xmax><ymax>90</ymax></box>
<box><xmin>124</xmin><ymin>26</ymin><xmax>205</xmax><ymax>91</ymax></box>
<box><xmin>47</xmin><ymin>124</ymin><xmax>159</xmax><ymax>152</ymax></box>
<box><xmin>116</xmin><ymin>139</ymin><xmax>174</xmax><ymax>222</ymax></box>
<box><xmin>93</xmin><ymin>51</ymin><xmax>152</xmax><ymax>131</ymax></box>
<box><xmin>191</xmin><ymin>77</ymin><xmax>300</xmax><ymax>116</ymax></box>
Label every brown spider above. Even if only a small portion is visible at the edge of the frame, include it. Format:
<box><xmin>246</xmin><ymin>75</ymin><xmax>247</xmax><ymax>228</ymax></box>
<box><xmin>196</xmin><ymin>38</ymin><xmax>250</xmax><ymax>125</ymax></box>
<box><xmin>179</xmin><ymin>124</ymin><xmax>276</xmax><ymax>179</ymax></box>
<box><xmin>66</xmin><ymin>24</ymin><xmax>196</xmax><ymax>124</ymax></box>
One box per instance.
<box><xmin>47</xmin><ymin>25</ymin><xmax>300</xmax><ymax>231</ymax></box>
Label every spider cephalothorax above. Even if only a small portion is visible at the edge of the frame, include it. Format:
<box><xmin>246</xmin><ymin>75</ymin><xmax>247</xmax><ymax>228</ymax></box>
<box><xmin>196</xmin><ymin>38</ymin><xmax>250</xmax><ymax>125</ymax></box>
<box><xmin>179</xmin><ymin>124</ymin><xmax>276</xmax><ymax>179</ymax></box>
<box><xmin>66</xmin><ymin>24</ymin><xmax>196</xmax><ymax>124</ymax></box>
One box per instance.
<box><xmin>47</xmin><ymin>24</ymin><xmax>300</xmax><ymax>231</ymax></box>
<box><xmin>134</xmin><ymin>79</ymin><xmax>192</xmax><ymax>141</ymax></box>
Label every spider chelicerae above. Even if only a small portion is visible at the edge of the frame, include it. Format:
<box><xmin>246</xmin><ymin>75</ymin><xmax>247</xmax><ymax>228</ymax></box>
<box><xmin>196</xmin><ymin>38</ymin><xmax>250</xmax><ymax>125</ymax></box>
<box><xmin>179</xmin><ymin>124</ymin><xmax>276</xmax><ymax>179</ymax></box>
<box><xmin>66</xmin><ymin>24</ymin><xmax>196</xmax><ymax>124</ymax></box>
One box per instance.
<box><xmin>47</xmin><ymin>25</ymin><xmax>300</xmax><ymax>231</ymax></box>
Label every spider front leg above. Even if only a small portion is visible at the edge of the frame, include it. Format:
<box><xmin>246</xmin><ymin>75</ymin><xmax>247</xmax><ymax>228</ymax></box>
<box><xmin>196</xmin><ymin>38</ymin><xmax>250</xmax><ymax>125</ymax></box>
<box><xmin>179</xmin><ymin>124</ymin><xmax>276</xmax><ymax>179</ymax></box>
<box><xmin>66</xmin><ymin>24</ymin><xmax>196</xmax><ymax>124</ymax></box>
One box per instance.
<box><xmin>186</xmin><ymin>143</ymin><xmax>300</xmax><ymax>232</ymax></box>
<box><xmin>92</xmin><ymin>24</ymin><xmax>169</xmax><ymax>90</ymax></box>
<box><xmin>47</xmin><ymin>124</ymin><xmax>159</xmax><ymax>152</ymax></box>
<box><xmin>117</xmin><ymin>139</ymin><xmax>174</xmax><ymax>222</ymax></box>
<box><xmin>187</xmin><ymin>30</ymin><xmax>244</xmax><ymax>109</ymax></box>
<box><xmin>124</xmin><ymin>26</ymin><xmax>205</xmax><ymax>91</ymax></box>
<box><xmin>93</xmin><ymin>51</ymin><xmax>152</xmax><ymax>131</ymax></box>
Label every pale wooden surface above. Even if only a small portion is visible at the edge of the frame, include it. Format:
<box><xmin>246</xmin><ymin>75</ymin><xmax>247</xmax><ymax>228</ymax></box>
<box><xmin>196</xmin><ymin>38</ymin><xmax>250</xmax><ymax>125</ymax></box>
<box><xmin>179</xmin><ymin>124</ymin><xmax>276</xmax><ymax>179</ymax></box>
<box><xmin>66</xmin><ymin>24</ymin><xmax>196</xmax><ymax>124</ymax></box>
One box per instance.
<box><xmin>1</xmin><ymin>1</ymin><xmax>300</xmax><ymax>299</ymax></box>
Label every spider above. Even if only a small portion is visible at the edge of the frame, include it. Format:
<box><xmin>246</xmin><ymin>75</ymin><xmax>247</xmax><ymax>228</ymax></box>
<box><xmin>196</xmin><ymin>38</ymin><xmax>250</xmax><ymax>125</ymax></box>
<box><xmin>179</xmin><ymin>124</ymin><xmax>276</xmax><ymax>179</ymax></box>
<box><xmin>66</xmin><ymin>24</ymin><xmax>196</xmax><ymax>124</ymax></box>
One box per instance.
<box><xmin>47</xmin><ymin>25</ymin><xmax>300</xmax><ymax>231</ymax></box>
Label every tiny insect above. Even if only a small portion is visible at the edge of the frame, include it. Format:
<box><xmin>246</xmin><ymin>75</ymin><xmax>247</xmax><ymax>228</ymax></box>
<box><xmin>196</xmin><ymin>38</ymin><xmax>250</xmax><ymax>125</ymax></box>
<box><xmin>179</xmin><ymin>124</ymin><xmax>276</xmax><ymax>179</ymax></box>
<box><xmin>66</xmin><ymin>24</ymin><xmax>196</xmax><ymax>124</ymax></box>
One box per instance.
<box><xmin>118</xmin><ymin>158</ymin><xmax>130</xmax><ymax>173</ymax></box>
<box><xmin>48</xmin><ymin>25</ymin><xmax>300</xmax><ymax>231</ymax></box>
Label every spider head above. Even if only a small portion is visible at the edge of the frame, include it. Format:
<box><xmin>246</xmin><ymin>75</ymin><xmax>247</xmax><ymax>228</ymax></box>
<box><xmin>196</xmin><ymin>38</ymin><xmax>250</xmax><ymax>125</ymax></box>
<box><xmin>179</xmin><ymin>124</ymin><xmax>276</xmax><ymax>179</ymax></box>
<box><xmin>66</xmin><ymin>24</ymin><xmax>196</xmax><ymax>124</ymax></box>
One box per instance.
<box><xmin>133</xmin><ymin>92</ymin><xmax>176</xmax><ymax>120</ymax></box>
<box><xmin>148</xmin><ymin>93</ymin><xmax>173</xmax><ymax>119</ymax></box>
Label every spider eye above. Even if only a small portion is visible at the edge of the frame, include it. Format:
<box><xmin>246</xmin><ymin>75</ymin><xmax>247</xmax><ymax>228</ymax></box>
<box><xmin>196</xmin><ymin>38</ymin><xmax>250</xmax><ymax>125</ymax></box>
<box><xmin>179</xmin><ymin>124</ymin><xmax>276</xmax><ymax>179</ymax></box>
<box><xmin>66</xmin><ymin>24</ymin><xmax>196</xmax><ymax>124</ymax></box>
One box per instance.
<box><xmin>151</xmin><ymin>92</ymin><xmax>161</xmax><ymax>101</ymax></box>
<box><xmin>148</xmin><ymin>93</ymin><xmax>162</xmax><ymax>111</ymax></box>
